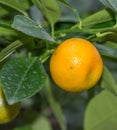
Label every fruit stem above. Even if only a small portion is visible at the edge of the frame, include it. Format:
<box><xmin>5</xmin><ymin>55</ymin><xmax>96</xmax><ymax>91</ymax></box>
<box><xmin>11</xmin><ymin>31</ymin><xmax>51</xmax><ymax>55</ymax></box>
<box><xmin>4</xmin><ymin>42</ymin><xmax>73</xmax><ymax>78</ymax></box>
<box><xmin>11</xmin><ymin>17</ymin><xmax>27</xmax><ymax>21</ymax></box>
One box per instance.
<box><xmin>51</xmin><ymin>24</ymin><xmax>55</xmax><ymax>39</ymax></box>
<box><xmin>45</xmin><ymin>76</ymin><xmax>67</xmax><ymax>130</ymax></box>
<box><xmin>73</xmin><ymin>9</ymin><xmax>82</xmax><ymax>29</ymax></box>
<box><xmin>39</xmin><ymin>49</ymin><xmax>55</xmax><ymax>63</ymax></box>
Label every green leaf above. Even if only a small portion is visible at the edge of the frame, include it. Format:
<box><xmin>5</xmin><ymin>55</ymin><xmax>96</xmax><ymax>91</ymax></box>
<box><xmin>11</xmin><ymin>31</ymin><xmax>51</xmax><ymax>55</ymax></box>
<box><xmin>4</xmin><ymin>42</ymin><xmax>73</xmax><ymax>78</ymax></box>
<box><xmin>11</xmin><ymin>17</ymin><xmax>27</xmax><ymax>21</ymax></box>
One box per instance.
<box><xmin>15</xmin><ymin>110</ymin><xmax>52</xmax><ymax>130</ymax></box>
<box><xmin>91</xmin><ymin>20</ymin><xmax>115</xmax><ymax>29</ymax></box>
<box><xmin>45</xmin><ymin>76</ymin><xmax>66</xmax><ymax>130</ymax></box>
<box><xmin>99</xmin><ymin>0</ymin><xmax>117</xmax><ymax>13</ymax></box>
<box><xmin>58</xmin><ymin>0</ymin><xmax>79</xmax><ymax>22</ymax></box>
<box><xmin>108</xmin><ymin>0</ymin><xmax>117</xmax><ymax>12</ymax></box>
<box><xmin>0</xmin><ymin>22</ymin><xmax>28</xmax><ymax>39</ymax></box>
<box><xmin>99</xmin><ymin>0</ymin><xmax>114</xmax><ymax>10</ymax></box>
<box><xmin>58</xmin><ymin>0</ymin><xmax>75</xmax><ymax>10</ymax></box>
<box><xmin>31</xmin><ymin>115</ymin><xmax>52</xmax><ymax>130</ymax></box>
<box><xmin>103</xmin><ymin>41</ymin><xmax>117</xmax><ymax>49</ymax></box>
<box><xmin>0</xmin><ymin>27</ymin><xmax>18</xmax><ymax>36</ymax></box>
<box><xmin>99</xmin><ymin>65</ymin><xmax>117</xmax><ymax>95</ymax></box>
<box><xmin>82</xmin><ymin>9</ymin><xmax>114</xmax><ymax>27</ymax></box>
<box><xmin>0</xmin><ymin>5</ymin><xmax>11</xmax><ymax>17</ymax></box>
<box><xmin>84</xmin><ymin>90</ymin><xmax>117</xmax><ymax>130</ymax></box>
<box><xmin>0</xmin><ymin>40</ymin><xmax>23</xmax><ymax>62</ymax></box>
<box><xmin>94</xmin><ymin>43</ymin><xmax>117</xmax><ymax>59</ymax></box>
<box><xmin>0</xmin><ymin>20</ymin><xmax>26</xmax><ymax>38</ymax></box>
<box><xmin>0</xmin><ymin>57</ymin><xmax>47</xmax><ymax>104</ymax></box>
<box><xmin>12</xmin><ymin>15</ymin><xmax>55</xmax><ymax>42</ymax></box>
<box><xmin>14</xmin><ymin>125</ymin><xmax>32</xmax><ymax>130</ymax></box>
<box><xmin>32</xmin><ymin>0</ymin><xmax>61</xmax><ymax>25</ymax></box>
<box><xmin>0</xmin><ymin>20</ymin><xmax>11</xmax><ymax>28</ymax></box>
<box><xmin>0</xmin><ymin>0</ymin><xmax>31</xmax><ymax>16</ymax></box>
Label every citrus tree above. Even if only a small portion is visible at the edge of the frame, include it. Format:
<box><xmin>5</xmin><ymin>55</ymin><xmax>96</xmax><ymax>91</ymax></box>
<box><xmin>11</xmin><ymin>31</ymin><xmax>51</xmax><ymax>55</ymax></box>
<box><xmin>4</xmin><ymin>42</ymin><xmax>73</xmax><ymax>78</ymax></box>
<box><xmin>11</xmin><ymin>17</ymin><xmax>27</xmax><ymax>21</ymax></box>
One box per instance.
<box><xmin>0</xmin><ymin>0</ymin><xmax>117</xmax><ymax>130</ymax></box>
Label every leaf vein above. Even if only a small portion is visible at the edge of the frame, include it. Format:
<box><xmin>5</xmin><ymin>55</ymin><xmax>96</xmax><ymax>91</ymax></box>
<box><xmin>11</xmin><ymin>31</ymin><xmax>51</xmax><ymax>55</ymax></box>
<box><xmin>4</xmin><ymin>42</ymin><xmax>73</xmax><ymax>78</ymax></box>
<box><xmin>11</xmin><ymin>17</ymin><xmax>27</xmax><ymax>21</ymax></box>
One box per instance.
<box><xmin>11</xmin><ymin>57</ymin><xmax>37</xmax><ymax>101</ymax></box>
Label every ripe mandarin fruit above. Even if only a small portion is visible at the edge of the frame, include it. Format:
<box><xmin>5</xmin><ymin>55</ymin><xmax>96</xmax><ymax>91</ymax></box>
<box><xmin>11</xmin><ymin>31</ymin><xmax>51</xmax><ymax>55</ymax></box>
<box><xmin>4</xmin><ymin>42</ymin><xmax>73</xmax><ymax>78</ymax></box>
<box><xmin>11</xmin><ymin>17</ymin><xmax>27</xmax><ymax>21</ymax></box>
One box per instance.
<box><xmin>50</xmin><ymin>38</ymin><xmax>103</xmax><ymax>92</ymax></box>
<box><xmin>0</xmin><ymin>85</ymin><xmax>20</xmax><ymax>124</ymax></box>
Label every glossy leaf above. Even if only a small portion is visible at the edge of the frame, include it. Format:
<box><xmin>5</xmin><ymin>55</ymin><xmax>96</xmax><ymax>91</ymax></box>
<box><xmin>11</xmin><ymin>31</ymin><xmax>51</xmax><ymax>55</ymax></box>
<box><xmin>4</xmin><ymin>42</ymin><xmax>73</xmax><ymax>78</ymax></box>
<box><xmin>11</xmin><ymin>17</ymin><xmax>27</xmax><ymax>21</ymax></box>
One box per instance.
<box><xmin>32</xmin><ymin>0</ymin><xmax>61</xmax><ymax>25</ymax></box>
<box><xmin>0</xmin><ymin>40</ymin><xmax>23</xmax><ymax>62</ymax></box>
<box><xmin>0</xmin><ymin>0</ymin><xmax>31</xmax><ymax>16</ymax></box>
<box><xmin>94</xmin><ymin>43</ymin><xmax>117</xmax><ymax>59</ymax></box>
<box><xmin>45</xmin><ymin>76</ymin><xmax>66</xmax><ymax>130</ymax></box>
<box><xmin>12</xmin><ymin>15</ymin><xmax>55</xmax><ymax>42</ymax></box>
<box><xmin>99</xmin><ymin>65</ymin><xmax>117</xmax><ymax>95</ymax></box>
<box><xmin>0</xmin><ymin>57</ymin><xmax>47</xmax><ymax>104</ymax></box>
<box><xmin>84</xmin><ymin>90</ymin><xmax>117</xmax><ymax>130</ymax></box>
<box><xmin>82</xmin><ymin>9</ymin><xmax>114</xmax><ymax>26</ymax></box>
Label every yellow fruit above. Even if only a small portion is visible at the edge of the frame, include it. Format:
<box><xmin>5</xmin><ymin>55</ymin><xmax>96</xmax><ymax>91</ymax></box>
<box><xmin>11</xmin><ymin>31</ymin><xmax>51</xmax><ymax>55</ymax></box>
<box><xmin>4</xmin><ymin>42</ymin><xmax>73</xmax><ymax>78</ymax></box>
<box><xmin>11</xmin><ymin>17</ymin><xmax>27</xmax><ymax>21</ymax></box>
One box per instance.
<box><xmin>50</xmin><ymin>38</ymin><xmax>103</xmax><ymax>92</ymax></box>
<box><xmin>0</xmin><ymin>86</ymin><xmax>20</xmax><ymax>124</ymax></box>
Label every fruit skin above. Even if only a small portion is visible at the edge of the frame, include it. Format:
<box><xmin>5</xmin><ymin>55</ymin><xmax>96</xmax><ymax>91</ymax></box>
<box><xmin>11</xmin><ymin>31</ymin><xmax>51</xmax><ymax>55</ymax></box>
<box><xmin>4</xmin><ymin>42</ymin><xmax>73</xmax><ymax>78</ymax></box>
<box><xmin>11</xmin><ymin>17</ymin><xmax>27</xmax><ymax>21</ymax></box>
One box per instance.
<box><xmin>0</xmin><ymin>86</ymin><xmax>20</xmax><ymax>124</ymax></box>
<box><xmin>50</xmin><ymin>38</ymin><xmax>103</xmax><ymax>92</ymax></box>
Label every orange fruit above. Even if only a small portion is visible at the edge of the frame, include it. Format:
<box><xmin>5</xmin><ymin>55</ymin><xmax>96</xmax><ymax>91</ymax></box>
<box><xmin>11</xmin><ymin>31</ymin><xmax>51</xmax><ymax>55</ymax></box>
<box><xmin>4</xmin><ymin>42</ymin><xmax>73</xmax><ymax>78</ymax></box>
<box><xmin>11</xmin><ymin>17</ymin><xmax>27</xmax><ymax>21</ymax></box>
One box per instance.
<box><xmin>0</xmin><ymin>86</ymin><xmax>20</xmax><ymax>124</ymax></box>
<box><xmin>50</xmin><ymin>38</ymin><xmax>103</xmax><ymax>92</ymax></box>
